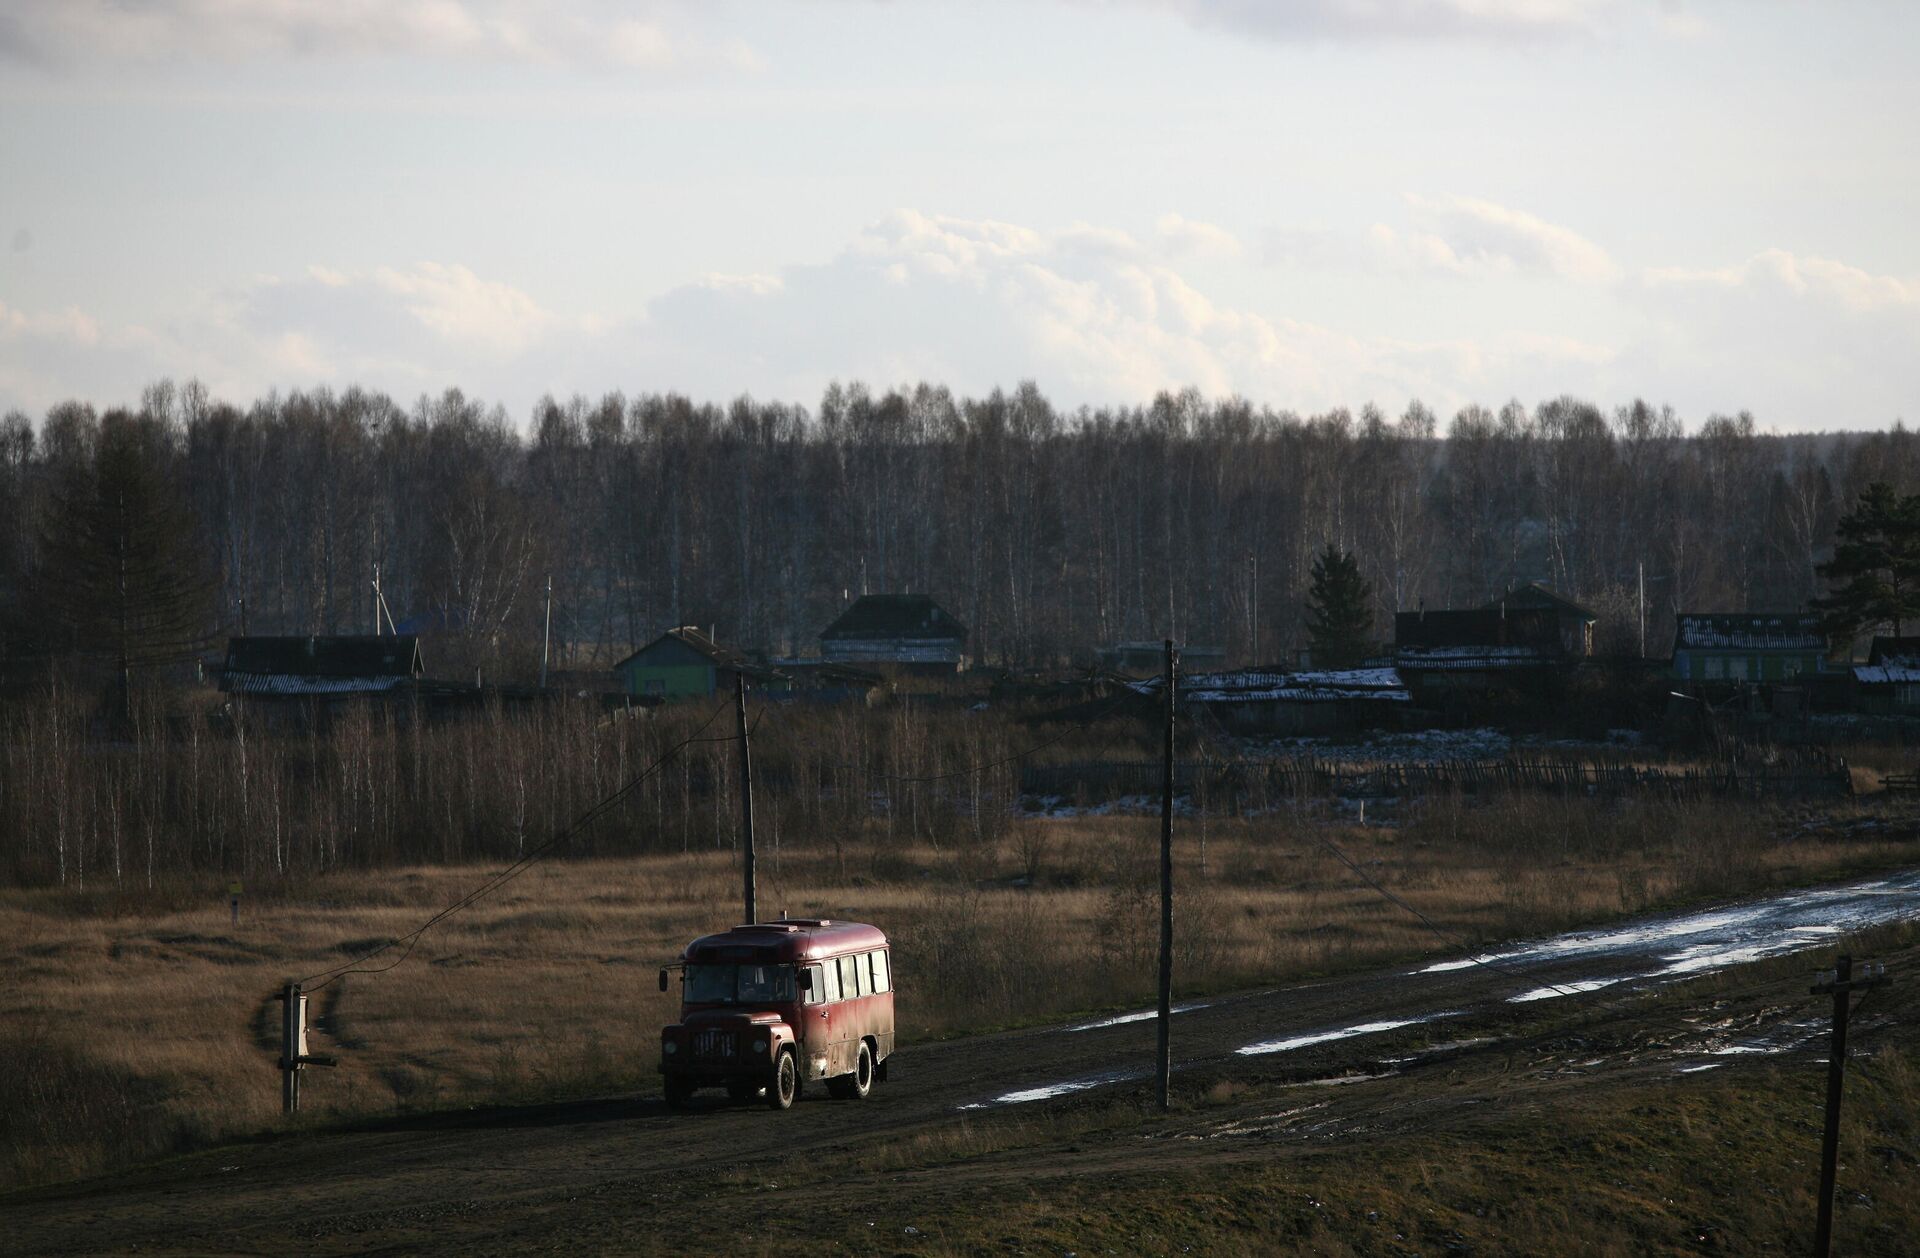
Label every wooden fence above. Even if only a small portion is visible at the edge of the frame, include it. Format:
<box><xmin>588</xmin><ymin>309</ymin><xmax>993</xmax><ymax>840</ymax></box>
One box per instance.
<box><xmin>1021</xmin><ymin>756</ymin><xmax>1853</xmax><ymax>806</ymax></box>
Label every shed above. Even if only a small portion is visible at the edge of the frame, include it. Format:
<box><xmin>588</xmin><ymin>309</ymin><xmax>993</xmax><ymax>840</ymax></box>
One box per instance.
<box><xmin>1850</xmin><ymin>636</ymin><xmax>1920</xmax><ymax>714</ymax></box>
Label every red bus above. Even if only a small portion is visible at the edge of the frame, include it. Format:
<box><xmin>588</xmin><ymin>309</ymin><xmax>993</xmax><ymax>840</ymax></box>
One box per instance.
<box><xmin>659</xmin><ymin>919</ymin><xmax>894</xmax><ymax>1110</ymax></box>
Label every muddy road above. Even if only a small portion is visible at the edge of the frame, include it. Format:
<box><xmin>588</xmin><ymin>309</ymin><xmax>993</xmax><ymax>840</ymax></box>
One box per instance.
<box><xmin>9</xmin><ymin>870</ymin><xmax>1918</xmax><ymax>1256</ymax></box>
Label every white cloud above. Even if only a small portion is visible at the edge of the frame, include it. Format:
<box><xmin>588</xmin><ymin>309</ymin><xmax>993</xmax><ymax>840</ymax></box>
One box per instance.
<box><xmin>1382</xmin><ymin>193</ymin><xmax>1620</xmax><ymax>284</ymax></box>
<box><xmin>367</xmin><ymin>262</ymin><xmax>556</xmax><ymax>354</ymax></box>
<box><xmin>0</xmin><ymin>1</ymin><xmax>762</xmax><ymax>74</ymax></box>
<box><xmin>628</xmin><ymin>208</ymin><xmax>1618</xmax><ymax>412</ymax></box>
<box><xmin>1618</xmin><ymin>246</ymin><xmax>1920</xmax><ymax>426</ymax></box>
<box><xmin>0</xmin><ymin>299</ymin><xmax>101</xmax><ymax>347</ymax></box>
<box><xmin>1644</xmin><ymin>248</ymin><xmax>1916</xmax><ymax>312</ymax></box>
<box><xmin>1156</xmin><ymin>213</ymin><xmax>1242</xmax><ymax>258</ymax></box>
<box><xmin>1123</xmin><ymin>0</ymin><xmax>1619</xmax><ymax>42</ymax></box>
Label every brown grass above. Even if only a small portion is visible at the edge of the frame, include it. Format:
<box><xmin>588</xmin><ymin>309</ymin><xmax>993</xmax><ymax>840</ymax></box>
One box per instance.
<box><xmin>1</xmin><ymin>795</ymin><xmax>1915</xmax><ymax>1190</ymax></box>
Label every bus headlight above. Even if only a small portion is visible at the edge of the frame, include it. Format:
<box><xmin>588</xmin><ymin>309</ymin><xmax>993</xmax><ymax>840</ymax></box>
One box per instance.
<box><xmin>752</xmin><ymin>1036</ymin><xmax>769</xmax><ymax>1053</ymax></box>
<box><xmin>663</xmin><ymin>1040</ymin><xmax>678</xmax><ymax>1055</ymax></box>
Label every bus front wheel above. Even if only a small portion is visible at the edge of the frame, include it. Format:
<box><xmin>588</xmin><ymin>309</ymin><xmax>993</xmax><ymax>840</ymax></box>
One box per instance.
<box><xmin>767</xmin><ymin>1050</ymin><xmax>798</xmax><ymax>1111</ymax></box>
<box><xmin>664</xmin><ymin>1076</ymin><xmax>693</xmax><ymax>1109</ymax></box>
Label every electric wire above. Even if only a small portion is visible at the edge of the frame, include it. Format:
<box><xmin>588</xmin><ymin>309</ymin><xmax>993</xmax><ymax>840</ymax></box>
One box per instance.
<box><xmin>294</xmin><ymin>697</ymin><xmax>738</xmax><ymax>993</ymax></box>
<box><xmin>786</xmin><ymin>685</ymin><xmax>1138</xmax><ymax>784</ymax></box>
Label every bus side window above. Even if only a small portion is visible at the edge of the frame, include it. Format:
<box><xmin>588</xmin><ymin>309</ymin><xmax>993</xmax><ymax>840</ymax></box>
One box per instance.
<box><xmin>869</xmin><ymin>949</ymin><xmax>890</xmax><ymax>994</ymax></box>
<box><xmin>802</xmin><ymin>963</ymin><xmax>825</xmax><ymax>1004</ymax></box>
<box><xmin>818</xmin><ymin>961</ymin><xmax>841</xmax><ymax>1004</ymax></box>
<box><xmin>840</xmin><ymin>953</ymin><xmax>864</xmax><ymax>998</ymax></box>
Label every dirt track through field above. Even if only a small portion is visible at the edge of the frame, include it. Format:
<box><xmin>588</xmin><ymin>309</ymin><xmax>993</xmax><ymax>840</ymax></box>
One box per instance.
<box><xmin>7</xmin><ymin>870</ymin><xmax>1917</xmax><ymax>1256</ymax></box>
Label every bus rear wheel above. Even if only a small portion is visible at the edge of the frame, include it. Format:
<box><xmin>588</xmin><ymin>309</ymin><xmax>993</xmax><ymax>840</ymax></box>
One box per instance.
<box><xmin>767</xmin><ymin>1050</ymin><xmax>797</xmax><ymax>1111</ymax></box>
<box><xmin>830</xmin><ymin>1041</ymin><xmax>874</xmax><ymax>1100</ymax></box>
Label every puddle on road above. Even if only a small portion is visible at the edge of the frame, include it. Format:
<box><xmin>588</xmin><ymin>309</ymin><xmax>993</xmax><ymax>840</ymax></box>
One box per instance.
<box><xmin>957</xmin><ymin>1069</ymin><xmax>1148</xmax><ymax>1110</ymax></box>
<box><xmin>1236</xmin><ymin>1012</ymin><xmax>1460</xmax><ymax>1057</ymax></box>
<box><xmin>1064</xmin><ymin>1001</ymin><xmax>1214</xmax><ymax>1033</ymax></box>
<box><xmin>1508</xmin><ymin>974</ymin><xmax>1647</xmax><ymax>1004</ymax></box>
<box><xmin>1417</xmin><ymin>870</ymin><xmax>1920</xmax><ymax>994</ymax></box>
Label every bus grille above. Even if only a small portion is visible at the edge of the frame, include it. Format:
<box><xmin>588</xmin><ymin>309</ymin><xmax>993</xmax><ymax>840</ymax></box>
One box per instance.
<box><xmin>694</xmin><ymin>1029</ymin><xmax>737</xmax><ymax>1059</ymax></box>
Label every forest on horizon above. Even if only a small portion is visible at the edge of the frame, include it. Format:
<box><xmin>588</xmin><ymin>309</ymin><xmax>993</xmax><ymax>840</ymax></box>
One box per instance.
<box><xmin>3</xmin><ymin>376</ymin><xmax>1916</xmax><ymax>683</ymax></box>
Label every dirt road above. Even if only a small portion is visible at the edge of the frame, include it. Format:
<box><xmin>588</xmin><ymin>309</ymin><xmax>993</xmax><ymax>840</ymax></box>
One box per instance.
<box><xmin>8</xmin><ymin>871</ymin><xmax>1917</xmax><ymax>1256</ymax></box>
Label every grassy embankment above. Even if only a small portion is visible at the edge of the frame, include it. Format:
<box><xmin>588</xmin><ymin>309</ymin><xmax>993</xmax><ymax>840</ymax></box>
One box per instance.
<box><xmin>2</xmin><ymin>794</ymin><xmax>1916</xmax><ymax>1192</ymax></box>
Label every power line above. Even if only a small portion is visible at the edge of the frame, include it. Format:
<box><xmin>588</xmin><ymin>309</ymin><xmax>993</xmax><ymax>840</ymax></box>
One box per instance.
<box><xmin>829</xmin><ymin>683</ymin><xmax>1128</xmax><ymax>783</ymax></box>
<box><xmin>295</xmin><ymin>698</ymin><xmax>737</xmax><ymax>992</ymax></box>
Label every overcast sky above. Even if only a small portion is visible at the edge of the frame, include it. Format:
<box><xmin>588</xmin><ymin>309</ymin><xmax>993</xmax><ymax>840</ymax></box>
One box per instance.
<box><xmin>1</xmin><ymin>0</ymin><xmax>1915</xmax><ymax>430</ymax></box>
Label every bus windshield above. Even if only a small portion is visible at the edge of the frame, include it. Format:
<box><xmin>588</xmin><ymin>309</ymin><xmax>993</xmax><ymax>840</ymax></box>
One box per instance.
<box><xmin>684</xmin><ymin>962</ymin><xmax>797</xmax><ymax>1005</ymax></box>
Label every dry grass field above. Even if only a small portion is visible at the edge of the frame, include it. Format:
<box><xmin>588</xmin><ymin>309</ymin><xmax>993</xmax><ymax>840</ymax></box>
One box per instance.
<box><xmin>4</xmin><ymin>794</ymin><xmax>1916</xmax><ymax>1192</ymax></box>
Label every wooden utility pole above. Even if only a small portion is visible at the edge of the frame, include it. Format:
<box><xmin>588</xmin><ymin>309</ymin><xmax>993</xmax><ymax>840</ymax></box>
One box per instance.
<box><xmin>275</xmin><ymin>981</ymin><xmax>337</xmax><ymax>1115</ymax></box>
<box><xmin>1157</xmin><ymin>638</ymin><xmax>1177</xmax><ymax>1111</ymax></box>
<box><xmin>540</xmin><ymin>575</ymin><xmax>553</xmax><ymax>689</ymax></box>
<box><xmin>1811</xmin><ymin>954</ymin><xmax>1890</xmax><ymax>1257</ymax></box>
<box><xmin>736</xmin><ymin>674</ymin><xmax>757</xmax><ymax>926</ymax></box>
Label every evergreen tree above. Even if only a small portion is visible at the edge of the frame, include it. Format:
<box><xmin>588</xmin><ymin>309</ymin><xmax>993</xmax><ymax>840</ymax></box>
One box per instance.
<box><xmin>34</xmin><ymin>412</ymin><xmax>215</xmax><ymax>713</ymax></box>
<box><xmin>1305</xmin><ymin>543</ymin><xmax>1372</xmax><ymax>668</ymax></box>
<box><xmin>1811</xmin><ymin>482</ymin><xmax>1920</xmax><ymax>641</ymax></box>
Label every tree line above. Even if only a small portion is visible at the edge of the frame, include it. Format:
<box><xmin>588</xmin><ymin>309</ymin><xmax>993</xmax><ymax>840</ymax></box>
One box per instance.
<box><xmin>3</xmin><ymin>378</ymin><xmax>1917</xmax><ymax>684</ymax></box>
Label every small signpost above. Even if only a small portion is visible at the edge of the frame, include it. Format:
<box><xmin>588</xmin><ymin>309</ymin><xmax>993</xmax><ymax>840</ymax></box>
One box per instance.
<box><xmin>275</xmin><ymin>982</ymin><xmax>338</xmax><ymax>1114</ymax></box>
<box><xmin>228</xmin><ymin>881</ymin><xmax>243</xmax><ymax>926</ymax></box>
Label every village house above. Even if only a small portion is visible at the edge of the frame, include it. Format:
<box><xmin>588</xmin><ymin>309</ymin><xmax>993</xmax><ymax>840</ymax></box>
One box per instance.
<box><xmin>613</xmin><ymin>627</ymin><xmax>784</xmax><ymax>700</ymax></box>
<box><xmin>819</xmin><ymin>593</ymin><xmax>969</xmax><ymax>674</ymax></box>
<box><xmin>1392</xmin><ymin>607</ymin><xmax>1569</xmax><ymax>692</ymax></box>
<box><xmin>1668</xmin><ymin>613</ymin><xmax>1836</xmax><ymax>684</ymax></box>
<box><xmin>1484</xmin><ymin>582</ymin><xmax>1597</xmax><ymax>657</ymax></box>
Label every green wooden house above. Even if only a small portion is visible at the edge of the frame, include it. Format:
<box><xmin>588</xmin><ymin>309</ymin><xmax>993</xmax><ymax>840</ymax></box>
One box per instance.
<box><xmin>613</xmin><ymin>627</ymin><xmax>784</xmax><ymax>700</ymax></box>
<box><xmin>1669</xmin><ymin>613</ymin><xmax>1836</xmax><ymax>683</ymax></box>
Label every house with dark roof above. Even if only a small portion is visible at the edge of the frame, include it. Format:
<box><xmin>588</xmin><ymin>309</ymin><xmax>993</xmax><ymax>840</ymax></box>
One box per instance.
<box><xmin>1483</xmin><ymin>582</ymin><xmax>1597</xmax><ymax>658</ymax></box>
<box><xmin>1669</xmin><ymin>613</ymin><xmax>1837</xmax><ymax>683</ymax></box>
<box><xmin>1392</xmin><ymin>607</ymin><xmax>1567</xmax><ymax>691</ymax></box>
<box><xmin>819</xmin><ymin>594</ymin><xmax>968</xmax><ymax>674</ymax></box>
<box><xmin>220</xmin><ymin>635</ymin><xmax>424</xmax><ymax>698</ymax></box>
<box><xmin>613</xmin><ymin>627</ymin><xmax>784</xmax><ymax>700</ymax></box>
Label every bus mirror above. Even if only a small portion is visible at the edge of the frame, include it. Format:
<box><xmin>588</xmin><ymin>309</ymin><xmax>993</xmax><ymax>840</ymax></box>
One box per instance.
<box><xmin>796</xmin><ymin>969</ymin><xmax>813</xmax><ymax>992</ymax></box>
<box><xmin>658</xmin><ymin>968</ymin><xmax>670</xmax><ymax>992</ymax></box>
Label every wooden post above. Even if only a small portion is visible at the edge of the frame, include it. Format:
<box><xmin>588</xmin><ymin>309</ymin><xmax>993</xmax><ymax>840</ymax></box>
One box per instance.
<box><xmin>280</xmin><ymin>981</ymin><xmax>303</xmax><ymax>1114</ymax></box>
<box><xmin>1157</xmin><ymin>639</ymin><xmax>1177</xmax><ymax>1111</ymax></box>
<box><xmin>1812</xmin><ymin>955</ymin><xmax>1890</xmax><ymax>1257</ymax></box>
<box><xmin>540</xmin><ymin>574</ymin><xmax>552</xmax><ymax>689</ymax></box>
<box><xmin>736</xmin><ymin>673</ymin><xmax>757</xmax><ymax>926</ymax></box>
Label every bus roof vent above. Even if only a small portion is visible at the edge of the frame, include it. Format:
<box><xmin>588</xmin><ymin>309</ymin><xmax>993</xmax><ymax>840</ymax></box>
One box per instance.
<box><xmin>735</xmin><ymin>923</ymin><xmax>802</xmax><ymax>933</ymax></box>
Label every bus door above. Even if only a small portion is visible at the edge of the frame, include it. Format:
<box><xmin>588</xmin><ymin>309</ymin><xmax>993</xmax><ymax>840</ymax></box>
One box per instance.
<box><xmin>804</xmin><ymin>958</ymin><xmax>849</xmax><ymax>1077</ymax></box>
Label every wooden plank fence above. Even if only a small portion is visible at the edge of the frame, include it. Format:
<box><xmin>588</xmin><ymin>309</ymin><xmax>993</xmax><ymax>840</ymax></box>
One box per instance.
<box><xmin>1022</xmin><ymin>756</ymin><xmax>1853</xmax><ymax>806</ymax></box>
